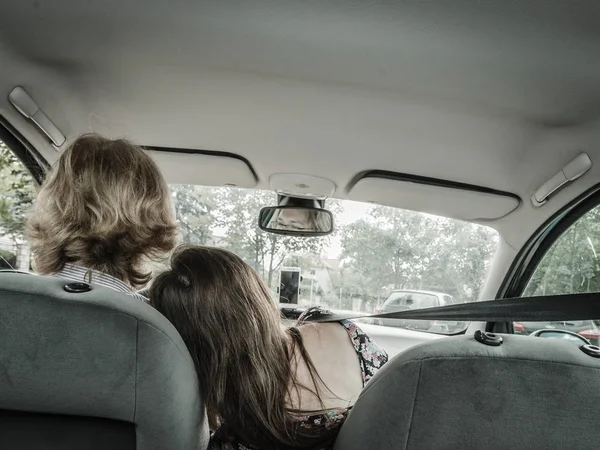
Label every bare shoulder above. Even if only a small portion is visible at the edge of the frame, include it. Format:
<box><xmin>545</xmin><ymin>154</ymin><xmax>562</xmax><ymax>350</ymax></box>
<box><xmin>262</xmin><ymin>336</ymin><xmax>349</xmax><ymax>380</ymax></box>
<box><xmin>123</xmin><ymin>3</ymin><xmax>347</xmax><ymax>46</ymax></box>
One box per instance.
<box><xmin>298</xmin><ymin>322</ymin><xmax>353</xmax><ymax>350</ymax></box>
<box><xmin>291</xmin><ymin>321</ymin><xmax>363</xmax><ymax>410</ymax></box>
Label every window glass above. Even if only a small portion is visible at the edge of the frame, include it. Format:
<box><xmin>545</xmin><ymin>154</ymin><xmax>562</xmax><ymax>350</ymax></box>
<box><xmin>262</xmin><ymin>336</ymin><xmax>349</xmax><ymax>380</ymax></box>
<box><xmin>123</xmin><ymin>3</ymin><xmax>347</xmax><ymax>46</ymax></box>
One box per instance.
<box><xmin>524</xmin><ymin>205</ymin><xmax>600</xmax><ymax>297</ymax></box>
<box><xmin>166</xmin><ymin>185</ymin><xmax>499</xmax><ymax>335</ymax></box>
<box><xmin>0</xmin><ymin>139</ymin><xmax>36</xmax><ymax>271</ymax></box>
<box><xmin>443</xmin><ymin>294</ymin><xmax>454</xmax><ymax>305</ymax></box>
<box><xmin>516</xmin><ymin>204</ymin><xmax>600</xmax><ymax>344</ymax></box>
<box><xmin>386</xmin><ymin>298</ymin><xmax>401</xmax><ymax>307</ymax></box>
<box><xmin>384</xmin><ymin>292</ymin><xmax>438</xmax><ymax>309</ymax></box>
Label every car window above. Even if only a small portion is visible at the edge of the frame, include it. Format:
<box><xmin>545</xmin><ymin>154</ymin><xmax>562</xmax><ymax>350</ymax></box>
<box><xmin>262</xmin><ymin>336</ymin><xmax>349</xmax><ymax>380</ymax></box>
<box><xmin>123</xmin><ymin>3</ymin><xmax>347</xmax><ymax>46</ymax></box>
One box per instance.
<box><xmin>515</xmin><ymin>204</ymin><xmax>600</xmax><ymax>342</ymax></box>
<box><xmin>443</xmin><ymin>294</ymin><xmax>454</xmax><ymax>305</ymax></box>
<box><xmin>165</xmin><ymin>185</ymin><xmax>499</xmax><ymax>335</ymax></box>
<box><xmin>524</xmin><ymin>204</ymin><xmax>600</xmax><ymax>297</ymax></box>
<box><xmin>385</xmin><ymin>292</ymin><xmax>438</xmax><ymax>308</ymax></box>
<box><xmin>0</xmin><ymin>139</ymin><xmax>36</xmax><ymax>271</ymax></box>
<box><xmin>385</xmin><ymin>298</ymin><xmax>401</xmax><ymax>307</ymax></box>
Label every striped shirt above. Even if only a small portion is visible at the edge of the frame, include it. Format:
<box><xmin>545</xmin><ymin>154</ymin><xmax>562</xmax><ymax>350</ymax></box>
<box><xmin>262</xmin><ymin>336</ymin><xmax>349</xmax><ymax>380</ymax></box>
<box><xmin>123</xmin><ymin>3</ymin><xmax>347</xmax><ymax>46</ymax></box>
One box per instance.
<box><xmin>55</xmin><ymin>264</ymin><xmax>148</xmax><ymax>302</ymax></box>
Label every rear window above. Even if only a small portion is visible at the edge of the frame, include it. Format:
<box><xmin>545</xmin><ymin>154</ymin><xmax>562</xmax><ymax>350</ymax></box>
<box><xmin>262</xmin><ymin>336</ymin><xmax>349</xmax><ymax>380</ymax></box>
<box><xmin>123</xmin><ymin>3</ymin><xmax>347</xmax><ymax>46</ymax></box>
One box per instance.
<box><xmin>442</xmin><ymin>295</ymin><xmax>454</xmax><ymax>305</ymax></box>
<box><xmin>385</xmin><ymin>292</ymin><xmax>438</xmax><ymax>309</ymax></box>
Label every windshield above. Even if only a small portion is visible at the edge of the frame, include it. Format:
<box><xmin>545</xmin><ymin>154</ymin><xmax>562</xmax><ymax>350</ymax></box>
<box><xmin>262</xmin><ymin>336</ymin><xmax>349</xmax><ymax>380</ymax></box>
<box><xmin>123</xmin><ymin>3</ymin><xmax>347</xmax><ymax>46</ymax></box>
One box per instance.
<box><xmin>166</xmin><ymin>185</ymin><xmax>499</xmax><ymax>334</ymax></box>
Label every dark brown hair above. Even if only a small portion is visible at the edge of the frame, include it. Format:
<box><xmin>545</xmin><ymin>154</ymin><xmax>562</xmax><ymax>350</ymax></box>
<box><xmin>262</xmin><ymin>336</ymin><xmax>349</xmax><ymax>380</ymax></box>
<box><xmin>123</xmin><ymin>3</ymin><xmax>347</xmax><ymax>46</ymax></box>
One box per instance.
<box><xmin>27</xmin><ymin>134</ymin><xmax>177</xmax><ymax>288</ymax></box>
<box><xmin>150</xmin><ymin>246</ymin><xmax>341</xmax><ymax>449</ymax></box>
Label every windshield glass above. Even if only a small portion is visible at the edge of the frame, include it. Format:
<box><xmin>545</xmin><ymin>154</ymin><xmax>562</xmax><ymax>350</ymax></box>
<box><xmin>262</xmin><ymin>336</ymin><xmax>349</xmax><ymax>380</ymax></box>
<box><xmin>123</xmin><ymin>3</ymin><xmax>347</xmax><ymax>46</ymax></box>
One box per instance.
<box><xmin>166</xmin><ymin>185</ymin><xmax>499</xmax><ymax>334</ymax></box>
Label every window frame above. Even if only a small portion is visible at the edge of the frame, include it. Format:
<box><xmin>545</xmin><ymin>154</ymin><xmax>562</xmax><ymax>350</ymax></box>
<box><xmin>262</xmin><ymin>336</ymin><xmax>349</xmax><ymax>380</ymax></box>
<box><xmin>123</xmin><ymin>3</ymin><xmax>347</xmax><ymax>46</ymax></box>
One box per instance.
<box><xmin>499</xmin><ymin>185</ymin><xmax>600</xmax><ymax>299</ymax></box>
<box><xmin>491</xmin><ymin>183</ymin><xmax>600</xmax><ymax>332</ymax></box>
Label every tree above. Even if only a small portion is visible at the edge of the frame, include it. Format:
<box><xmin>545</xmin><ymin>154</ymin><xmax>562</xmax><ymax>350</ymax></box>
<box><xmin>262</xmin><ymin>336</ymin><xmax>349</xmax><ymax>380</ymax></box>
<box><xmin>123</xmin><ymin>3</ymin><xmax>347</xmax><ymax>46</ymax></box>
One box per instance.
<box><xmin>210</xmin><ymin>187</ymin><xmax>273</xmax><ymax>276</ymax></box>
<box><xmin>171</xmin><ymin>184</ymin><xmax>216</xmax><ymax>245</ymax></box>
<box><xmin>212</xmin><ymin>188</ymin><xmax>336</xmax><ymax>289</ymax></box>
<box><xmin>424</xmin><ymin>220</ymin><xmax>498</xmax><ymax>301</ymax></box>
<box><xmin>341</xmin><ymin>206</ymin><xmax>439</xmax><ymax>293</ymax></box>
<box><xmin>525</xmin><ymin>205</ymin><xmax>600</xmax><ymax>296</ymax></box>
<box><xmin>340</xmin><ymin>205</ymin><xmax>498</xmax><ymax>303</ymax></box>
<box><xmin>0</xmin><ymin>141</ymin><xmax>36</xmax><ymax>242</ymax></box>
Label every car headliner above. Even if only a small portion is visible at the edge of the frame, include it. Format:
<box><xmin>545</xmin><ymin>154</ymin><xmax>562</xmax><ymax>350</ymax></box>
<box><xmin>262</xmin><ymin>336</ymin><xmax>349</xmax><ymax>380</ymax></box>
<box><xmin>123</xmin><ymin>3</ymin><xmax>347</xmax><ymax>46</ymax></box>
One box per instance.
<box><xmin>1</xmin><ymin>0</ymin><xmax>600</xmax><ymax>258</ymax></box>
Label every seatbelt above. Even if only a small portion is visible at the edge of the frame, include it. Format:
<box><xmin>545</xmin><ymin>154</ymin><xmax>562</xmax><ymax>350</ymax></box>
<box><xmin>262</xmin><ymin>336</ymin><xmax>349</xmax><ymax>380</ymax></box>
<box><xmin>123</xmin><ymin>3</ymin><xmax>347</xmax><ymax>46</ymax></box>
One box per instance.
<box><xmin>7</xmin><ymin>269</ymin><xmax>595</xmax><ymax>323</ymax></box>
<box><xmin>305</xmin><ymin>292</ymin><xmax>600</xmax><ymax>323</ymax></box>
<box><xmin>10</xmin><ymin>269</ymin><xmax>593</xmax><ymax>324</ymax></box>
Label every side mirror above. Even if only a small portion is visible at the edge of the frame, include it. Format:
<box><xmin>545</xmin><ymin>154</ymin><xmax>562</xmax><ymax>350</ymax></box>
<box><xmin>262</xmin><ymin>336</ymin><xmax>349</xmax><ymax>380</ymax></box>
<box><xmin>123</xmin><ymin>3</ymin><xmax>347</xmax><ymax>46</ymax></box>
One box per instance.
<box><xmin>258</xmin><ymin>206</ymin><xmax>334</xmax><ymax>236</ymax></box>
<box><xmin>530</xmin><ymin>329</ymin><xmax>591</xmax><ymax>345</ymax></box>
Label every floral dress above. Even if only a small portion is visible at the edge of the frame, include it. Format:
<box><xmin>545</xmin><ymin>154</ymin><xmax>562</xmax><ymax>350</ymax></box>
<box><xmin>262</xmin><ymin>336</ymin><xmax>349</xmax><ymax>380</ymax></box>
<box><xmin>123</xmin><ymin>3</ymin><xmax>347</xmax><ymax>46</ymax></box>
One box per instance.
<box><xmin>209</xmin><ymin>308</ymin><xmax>389</xmax><ymax>450</ymax></box>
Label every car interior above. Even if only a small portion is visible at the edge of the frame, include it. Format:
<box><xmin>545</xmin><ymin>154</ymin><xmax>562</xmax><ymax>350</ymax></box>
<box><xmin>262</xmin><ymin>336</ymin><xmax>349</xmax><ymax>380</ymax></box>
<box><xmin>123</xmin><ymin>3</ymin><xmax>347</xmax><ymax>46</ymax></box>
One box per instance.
<box><xmin>2</xmin><ymin>1</ymin><xmax>600</xmax><ymax>449</ymax></box>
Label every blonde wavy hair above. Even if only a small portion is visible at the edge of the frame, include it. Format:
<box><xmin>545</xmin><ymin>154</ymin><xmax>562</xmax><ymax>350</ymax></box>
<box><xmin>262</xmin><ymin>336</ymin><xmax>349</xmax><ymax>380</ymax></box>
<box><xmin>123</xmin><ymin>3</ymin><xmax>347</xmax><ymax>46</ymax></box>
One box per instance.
<box><xmin>27</xmin><ymin>134</ymin><xmax>178</xmax><ymax>288</ymax></box>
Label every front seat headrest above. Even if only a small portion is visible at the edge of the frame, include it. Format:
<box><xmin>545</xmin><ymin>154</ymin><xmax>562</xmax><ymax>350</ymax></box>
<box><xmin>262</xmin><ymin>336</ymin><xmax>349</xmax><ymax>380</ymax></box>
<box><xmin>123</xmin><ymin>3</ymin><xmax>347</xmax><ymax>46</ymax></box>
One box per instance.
<box><xmin>0</xmin><ymin>273</ymin><xmax>209</xmax><ymax>450</ymax></box>
<box><xmin>334</xmin><ymin>333</ymin><xmax>600</xmax><ymax>450</ymax></box>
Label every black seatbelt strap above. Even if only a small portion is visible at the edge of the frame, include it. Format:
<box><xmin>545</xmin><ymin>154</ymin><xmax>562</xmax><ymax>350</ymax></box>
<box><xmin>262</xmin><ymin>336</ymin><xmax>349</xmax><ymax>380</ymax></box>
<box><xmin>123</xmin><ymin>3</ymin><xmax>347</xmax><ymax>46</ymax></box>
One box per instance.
<box><xmin>306</xmin><ymin>292</ymin><xmax>600</xmax><ymax>323</ymax></box>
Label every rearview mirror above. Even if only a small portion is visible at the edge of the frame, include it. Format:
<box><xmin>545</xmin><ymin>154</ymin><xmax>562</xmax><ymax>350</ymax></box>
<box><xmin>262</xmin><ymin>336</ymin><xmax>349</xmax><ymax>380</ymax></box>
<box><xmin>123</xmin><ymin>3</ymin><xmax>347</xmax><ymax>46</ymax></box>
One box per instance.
<box><xmin>258</xmin><ymin>206</ymin><xmax>334</xmax><ymax>236</ymax></box>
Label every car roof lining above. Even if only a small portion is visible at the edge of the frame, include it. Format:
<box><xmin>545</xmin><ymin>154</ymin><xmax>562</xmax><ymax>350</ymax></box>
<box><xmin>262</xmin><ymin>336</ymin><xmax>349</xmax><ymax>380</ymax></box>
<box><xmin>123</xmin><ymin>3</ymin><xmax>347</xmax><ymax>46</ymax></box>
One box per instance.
<box><xmin>348</xmin><ymin>171</ymin><xmax>521</xmax><ymax>222</ymax></box>
<box><xmin>144</xmin><ymin>147</ymin><xmax>258</xmax><ymax>188</ymax></box>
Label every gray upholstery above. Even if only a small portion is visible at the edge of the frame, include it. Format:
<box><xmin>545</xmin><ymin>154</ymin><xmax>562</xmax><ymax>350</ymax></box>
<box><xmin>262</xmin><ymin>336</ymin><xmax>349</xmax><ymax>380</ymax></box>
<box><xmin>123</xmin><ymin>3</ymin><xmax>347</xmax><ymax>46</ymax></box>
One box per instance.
<box><xmin>334</xmin><ymin>333</ymin><xmax>600</xmax><ymax>450</ymax></box>
<box><xmin>0</xmin><ymin>273</ymin><xmax>209</xmax><ymax>450</ymax></box>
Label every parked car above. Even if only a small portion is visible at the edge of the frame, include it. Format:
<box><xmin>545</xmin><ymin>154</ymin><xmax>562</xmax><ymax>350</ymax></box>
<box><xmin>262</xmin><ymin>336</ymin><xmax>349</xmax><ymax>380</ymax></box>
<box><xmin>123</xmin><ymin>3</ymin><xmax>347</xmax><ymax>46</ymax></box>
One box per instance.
<box><xmin>278</xmin><ymin>304</ymin><xmax>370</xmax><ymax>326</ymax></box>
<box><xmin>514</xmin><ymin>320</ymin><xmax>600</xmax><ymax>346</ymax></box>
<box><xmin>373</xmin><ymin>290</ymin><xmax>465</xmax><ymax>333</ymax></box>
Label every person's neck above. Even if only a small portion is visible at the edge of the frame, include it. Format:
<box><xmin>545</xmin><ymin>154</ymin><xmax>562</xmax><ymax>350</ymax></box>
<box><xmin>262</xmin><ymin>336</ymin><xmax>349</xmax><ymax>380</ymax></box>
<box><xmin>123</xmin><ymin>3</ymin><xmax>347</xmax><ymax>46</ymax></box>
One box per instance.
<box><xmin>69</xmin><ymin>262</ymin><xmax>133</xmax><ymax>288</ymax></box>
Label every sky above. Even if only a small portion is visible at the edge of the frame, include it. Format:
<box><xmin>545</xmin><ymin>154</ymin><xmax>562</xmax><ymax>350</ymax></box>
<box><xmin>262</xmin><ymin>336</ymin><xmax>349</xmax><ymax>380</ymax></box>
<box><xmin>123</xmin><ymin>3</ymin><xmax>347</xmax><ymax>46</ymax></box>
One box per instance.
<box><xmin>327</xmin><ymin>199</ymin><xmax>372</xmax><ymax>258</ymax></box>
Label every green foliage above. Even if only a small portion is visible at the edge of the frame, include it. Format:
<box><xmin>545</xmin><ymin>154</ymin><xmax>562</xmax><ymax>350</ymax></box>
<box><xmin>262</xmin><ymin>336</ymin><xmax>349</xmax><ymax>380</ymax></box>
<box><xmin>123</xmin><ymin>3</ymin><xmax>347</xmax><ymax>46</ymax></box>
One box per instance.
<box><xmin>171</xmin><ymin>184</ymin><xmax>216</xmax><ymax>245</ymax></box>
<box><xmin>525</xmin><ymin>205</ymin><xmax>600</xmax><ymax>296</ymax></box>
<box><xmin>341</xmin><ymin>206</ymin><xmax>498</xmax><ymax>303</ymax></box>
<box><xmin>0</xmin><ymin>141</ymin><xmax>36</xmax><ymax>241</ymax></box>
<box><xmin>207</xmin><ymin>188</ymin><xmax>333</xmax><ymax>289</ymax></box>
<box><xmin>170</xmin><ymin>187</ymin><xmax>501</xmax><ymax>306</ymax></box>
<box><xmin>425</xmin><ymin>219</ymin><xmax>498</xmax><ymax>301</ymax></box>
<box><xmin>521</xmin><ymin>205</ymin><xmax>600</xmax><ymax>325</ymax></box>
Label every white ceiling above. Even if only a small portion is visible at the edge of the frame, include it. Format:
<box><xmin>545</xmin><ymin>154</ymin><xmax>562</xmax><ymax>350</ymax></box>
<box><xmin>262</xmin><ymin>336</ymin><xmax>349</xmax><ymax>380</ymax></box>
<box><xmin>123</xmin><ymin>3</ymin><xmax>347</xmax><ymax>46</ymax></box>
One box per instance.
<box><xmin>1</xmin><ymin>0</ymin><xmax>600</xmax><ymax>249</ymax></box>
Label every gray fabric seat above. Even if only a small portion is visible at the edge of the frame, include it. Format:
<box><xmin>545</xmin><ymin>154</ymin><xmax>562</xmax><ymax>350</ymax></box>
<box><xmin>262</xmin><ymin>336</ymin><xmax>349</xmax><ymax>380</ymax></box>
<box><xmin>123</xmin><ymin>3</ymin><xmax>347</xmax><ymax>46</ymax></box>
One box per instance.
<box><xmin>334</xmin><ymin>333</ymin><xmax>600</xmax><ymax>450</ymax></box>
<box><xmin>0</xmin><ymin>273</ymin><xmax>209</xmax><ymax>450</ymax></box>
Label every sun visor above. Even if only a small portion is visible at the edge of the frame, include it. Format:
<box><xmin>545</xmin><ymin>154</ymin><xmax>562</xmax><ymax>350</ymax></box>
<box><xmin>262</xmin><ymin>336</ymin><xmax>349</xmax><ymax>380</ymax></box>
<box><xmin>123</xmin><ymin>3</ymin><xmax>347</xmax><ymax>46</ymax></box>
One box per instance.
<box><xmin>348</xmin><ymin>173</ymin><xmax>520</xmax><ymax>221</ymax></box>
<box><xmin>145</xmin><ymin>148</ymin><xmax>257</xmax><ymax>188</ymax></box>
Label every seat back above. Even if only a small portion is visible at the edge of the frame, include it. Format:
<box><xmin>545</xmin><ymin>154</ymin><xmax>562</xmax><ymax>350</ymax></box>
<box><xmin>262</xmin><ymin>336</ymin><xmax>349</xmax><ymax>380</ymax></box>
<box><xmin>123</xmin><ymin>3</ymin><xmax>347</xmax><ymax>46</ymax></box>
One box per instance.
<box><xmin>0</xmin><ymin>273</ymin><xmax>209</xmax><ymax>450</ymax></box>
<box><xmin>334</xmin><ymin>333</ymin><xmax>600</xmax><ymax>450</ymax></box>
